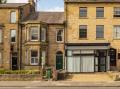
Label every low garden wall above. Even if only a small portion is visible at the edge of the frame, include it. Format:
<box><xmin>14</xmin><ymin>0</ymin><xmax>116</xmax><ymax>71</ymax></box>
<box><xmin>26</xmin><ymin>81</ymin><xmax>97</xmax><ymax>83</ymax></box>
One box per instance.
<box><xmin>107</xmin><ymin>71</ymin><xmax>120</xmax><ymax>81</ymax></box>
<box><xmin>0</xmin><ymin>74</ymin><xmax>42</xmax><ymax>81</ymax></box>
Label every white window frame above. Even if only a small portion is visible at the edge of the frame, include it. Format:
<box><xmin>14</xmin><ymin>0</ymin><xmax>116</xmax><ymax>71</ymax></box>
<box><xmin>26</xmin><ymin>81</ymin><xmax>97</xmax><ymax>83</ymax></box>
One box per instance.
<box><xmin>30</xmin><ymin>27</ymin><xmax>39</xmax><ymax>41</ymax></box>
<box><xmin>56</xmin><ymin>29</ymin><xmax>64</xmax><ymax>42</ymax></box>
<box><xmin>41</xmin><ymin>27</ymin><xmax>46</xmax><ymax>42</ymax></box>
<box><xmin>10</xmin><ymin>29</ymin><xmax>16</xmax><ymax>43</ymax></box>
<box><xmin>114</xmin><ymin>25</ymin><xmax>120</xmax><ymax>39</ymax></box>
<box><xmin>10</xmin><ymin>11</ymin><xmax>16</xmax><ymax>23</ymax></box>
<box><xmin>30</xmin><ymin>50</ymin><xmax>39</xmax><ymax>65</ymax></box>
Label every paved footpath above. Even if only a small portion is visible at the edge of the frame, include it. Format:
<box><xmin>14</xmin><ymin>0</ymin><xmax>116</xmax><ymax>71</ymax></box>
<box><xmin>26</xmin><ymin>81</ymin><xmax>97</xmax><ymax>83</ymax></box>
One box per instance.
<box><xmin>0</xmin><ymin>81</ymin><xmax>120</xmax><ymax>87</ymax></box>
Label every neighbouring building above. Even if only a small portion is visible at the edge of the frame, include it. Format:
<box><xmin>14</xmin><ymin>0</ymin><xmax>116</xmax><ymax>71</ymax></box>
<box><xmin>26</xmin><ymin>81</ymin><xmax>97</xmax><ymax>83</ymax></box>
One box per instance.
<box><xmin>65</xmin><ymin>0</ymin><xmax>120</xmax><ymax>72</ymax></box>
<box><xmin>0</xmin><ymin>0</ymin><xmax>120</xmax><ymax>73</ymax></box>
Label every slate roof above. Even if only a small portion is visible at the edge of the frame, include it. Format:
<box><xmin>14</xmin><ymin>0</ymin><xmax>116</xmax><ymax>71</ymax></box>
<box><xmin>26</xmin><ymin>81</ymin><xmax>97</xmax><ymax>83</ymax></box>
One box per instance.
<box><xmin>0</xmin><ymin>3</ymin><xmax>28</xmax><ymax>8</ymax></box>
<box><xmin>65</xmin><ymin>0</ymin><xmax>120</xmax><ymax>3</ymax></box>
<box><xmin>24</xmin><ymin>12</ymin><xmax>64</xmax><ymax>24</ymax></box>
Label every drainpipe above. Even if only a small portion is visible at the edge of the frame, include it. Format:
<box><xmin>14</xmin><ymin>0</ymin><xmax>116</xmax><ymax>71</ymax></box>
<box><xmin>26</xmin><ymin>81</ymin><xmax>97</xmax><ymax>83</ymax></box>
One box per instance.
<box><xmin>18</xmin><ymin>8</ymin><xmax>22</xmax><ymax>70</ymax></box>
<box><xmin>64</xmin><ymin>1</ymin><xmax>68</xmax><ymax>71</ymax></box>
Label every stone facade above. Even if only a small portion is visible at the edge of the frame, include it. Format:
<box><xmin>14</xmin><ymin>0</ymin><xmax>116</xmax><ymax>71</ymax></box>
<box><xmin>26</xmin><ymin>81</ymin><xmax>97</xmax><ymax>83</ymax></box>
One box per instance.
<box><xmin>1</xmin><ymin>0</ymin><xmax>120</xmax><ymax>72</ymax></box>
<box><xmin>65</xmin><ymin>1</ymin><xmax>120</xmax><ymax>72</ymax></box>
<box><xmin>0</xmin><ymin>1</ymin><xmax>64</xmax><ymax>70</ymax></box>
<box><xmin>48</xmin><ymin>25</ymin><xmax>64</xmax><ymax>67</ymax></box>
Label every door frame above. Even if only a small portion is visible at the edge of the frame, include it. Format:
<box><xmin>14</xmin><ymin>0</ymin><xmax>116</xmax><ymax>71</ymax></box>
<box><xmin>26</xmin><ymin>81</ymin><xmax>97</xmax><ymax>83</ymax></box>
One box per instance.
<box><xmin>96</xmin><ymin>50</ymin><xmax>107</xmax><ymax>72</ymax></box>
<box><xmin>56</xmin><ymin>51</ymin><xmax>64</xmax><ymax>70</ymax></box>
<box><xmin>11</xmin><ymin>52</ymin><xmax>18</xmax><ymax>70</ymax></box>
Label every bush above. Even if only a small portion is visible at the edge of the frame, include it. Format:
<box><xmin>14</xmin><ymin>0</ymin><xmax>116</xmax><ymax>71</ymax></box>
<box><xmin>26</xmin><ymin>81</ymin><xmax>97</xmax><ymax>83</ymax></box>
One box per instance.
<box><xmin>0</xmin><ymin>69</ymin><xmax>40</xmax><ymax>74</ymax></box>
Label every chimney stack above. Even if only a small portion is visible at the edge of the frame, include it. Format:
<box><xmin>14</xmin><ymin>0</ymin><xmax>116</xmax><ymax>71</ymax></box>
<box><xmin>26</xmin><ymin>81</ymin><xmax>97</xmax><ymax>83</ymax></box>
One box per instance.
<box><xmin>28</xmin><ymin>0</ymin><xmax>35</xmax><ymax>12</ymax></box>
<box><xmin>28</xmin><ymin>0</ymin><xmax>35</xmax><ymax>6</ymax></box>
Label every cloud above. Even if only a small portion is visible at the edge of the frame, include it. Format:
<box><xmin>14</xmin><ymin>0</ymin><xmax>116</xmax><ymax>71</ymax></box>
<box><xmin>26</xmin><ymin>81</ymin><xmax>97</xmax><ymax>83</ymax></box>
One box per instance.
<box><xmin>7</xmin><ymin>0</ymin><xmax>28</xmax><ymax>3</ymax></box>
<box><xmin>40</xmin><ymin>7</ymin><xmax>64</xmax><ymax>12</ymax></box>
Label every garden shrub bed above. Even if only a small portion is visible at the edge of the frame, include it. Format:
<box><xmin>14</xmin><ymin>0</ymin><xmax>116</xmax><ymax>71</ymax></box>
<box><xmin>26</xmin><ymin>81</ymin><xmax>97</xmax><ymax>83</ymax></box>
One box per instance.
<box><xmin>0</xmin><ymin>74</ymin><xmax>42</xmax><ymax>81</ymax></box>
<box><xmin>0</xmin><ymin>69</ymin><xmax>42</xmax><ymax>81</ymax></box>
<box><xmin>0</xmin><ymin>69</ymin><xmax>40</xmax><ymax>74</ymax></box>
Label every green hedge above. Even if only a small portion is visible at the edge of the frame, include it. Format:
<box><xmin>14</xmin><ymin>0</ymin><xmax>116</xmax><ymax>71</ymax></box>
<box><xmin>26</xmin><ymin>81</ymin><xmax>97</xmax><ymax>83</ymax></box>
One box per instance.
<box><xmin>0</xmin><ymin>69</ymin><xmax>40</xmax><ymax>74</ymax></box>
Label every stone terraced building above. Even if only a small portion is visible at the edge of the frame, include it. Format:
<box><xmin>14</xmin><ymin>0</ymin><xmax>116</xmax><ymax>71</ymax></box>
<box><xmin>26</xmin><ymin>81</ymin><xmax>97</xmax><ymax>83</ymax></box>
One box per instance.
<box><xmin>0</xmin><ymin>0</ymin><xmax>120</xmax><ymax>73</ymax></box>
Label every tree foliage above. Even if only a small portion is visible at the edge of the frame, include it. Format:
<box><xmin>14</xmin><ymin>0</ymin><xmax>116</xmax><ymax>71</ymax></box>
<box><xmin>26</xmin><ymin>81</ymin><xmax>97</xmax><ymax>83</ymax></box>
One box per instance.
<box><xmin>0</xmin><ymin>0</ymin><xmax>7</xmax><ymax>4</ymax></box>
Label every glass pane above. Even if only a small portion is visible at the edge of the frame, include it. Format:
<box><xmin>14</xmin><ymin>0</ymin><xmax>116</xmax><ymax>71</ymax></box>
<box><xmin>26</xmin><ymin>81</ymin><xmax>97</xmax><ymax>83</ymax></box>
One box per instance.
<box><xmin>114</xmin><ymin>25</ymin><xmax>120</xmax><ymax>39</ymax></box>
<box><xmin>35</xmin><ymin>58</ymin><xmax>38</xmax><ymax>63</ymax></box>
<box><xmin>41</xmin><ymin>27</ymin><xmax>46</xmax><ymax>41</ymax></box>
<box><xmin>79</xmin><ymin>25</ymin><xmax>87</xmax><ymax>38</ymax></box>
<box><xmin>100</xmin><ymin>57</ymin><xmax>106</xmax><ymax>64</ymax></box>
<box><xmin>114</xmin><ymin>7</ymin><xmax>120</xmax><ymax>15</ymax></box>
<box><xmin>11</xmin><ymin>30</ymin><xmax>16</xmax><ymax>42</ymax></box>
<box><xmin>31</xmin><ymin>34</ymin><xmax>38</xmax><ymax>40</ymax></box>
<box><xmin>80</xmin><ymin>7</ymin><xmax>87</xmax><ymax>17</ymax></box>
<box><xmin>31</xmin><ymin>51</ymin><xmax>38</xmax><ymax>57</ymax></box>
<box><xmin>96</xmin><ymin>25</ymin><xmax>104</xmax><ymax>38</ymax></box>
<box><xmin>30</xmin><ymin>27</ymin><xmax>38</xmax><ymax>40</ymax></box>
<box><xmin>95</xmin><ymin>57</ymin><xmax>98</xmax><ymax>65</ymax></box>
<box><xmin>100</xmin><ymin>66</ymin><xmax>106</xmax><ymax>72</ymax></box>
<box><xmin>67</xmin><ymin>50</ymin><xmax>72</xmax><ymax>56</ymax></box>
<box><xmin>11</xmin><ymin>12</ymin><xmax>16</xmax><ymax>23</ymax></box>
<box><xmin>57</xmin><ymin>30</ymin><xmax>63</xmax><ymax>41</ymax></box>
<box><xmin>95</xmin><ymin>66</ymin><xmax>98</xmax><ymax>72</ymax></box>
<box><xmin>31</xmin><ymin>58</ymin><xmax>34</xmax><ymax>63</ymax></box>
<box><xmin>96</xmin><ymin>7</ymin><xmax>104</xmax><ymax>17</ymax></box>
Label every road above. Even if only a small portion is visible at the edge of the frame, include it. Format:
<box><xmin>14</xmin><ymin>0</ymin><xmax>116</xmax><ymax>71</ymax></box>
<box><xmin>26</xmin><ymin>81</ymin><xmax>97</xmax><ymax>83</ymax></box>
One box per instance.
<box><xmin>0</xmin><ymin>87</ymin><xmax>119</xmax><ymax>89</ymax></box>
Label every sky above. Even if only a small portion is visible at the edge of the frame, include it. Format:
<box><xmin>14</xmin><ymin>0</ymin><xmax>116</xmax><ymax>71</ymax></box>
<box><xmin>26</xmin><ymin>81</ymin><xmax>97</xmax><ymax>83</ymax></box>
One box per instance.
<box><xmin>7</xmin><ymin>0</ymin><xmax>64</xmax><ymax>12</ymax></box>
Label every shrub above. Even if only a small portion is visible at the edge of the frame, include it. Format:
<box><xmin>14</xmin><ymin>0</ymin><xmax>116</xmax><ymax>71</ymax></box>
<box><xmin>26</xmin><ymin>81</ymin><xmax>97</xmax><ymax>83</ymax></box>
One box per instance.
<box><xmin>0</xmin><ymin>69</ymin><xmax>40</xmax><ymax>74</ymax></box>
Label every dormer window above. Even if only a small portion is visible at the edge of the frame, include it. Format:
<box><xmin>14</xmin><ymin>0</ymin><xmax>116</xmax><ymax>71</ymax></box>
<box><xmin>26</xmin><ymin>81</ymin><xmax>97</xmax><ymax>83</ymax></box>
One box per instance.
<box><xmin>10</xmin><ymin>11</ymin><xmax>16</xmax><ymax>23</ymax></box>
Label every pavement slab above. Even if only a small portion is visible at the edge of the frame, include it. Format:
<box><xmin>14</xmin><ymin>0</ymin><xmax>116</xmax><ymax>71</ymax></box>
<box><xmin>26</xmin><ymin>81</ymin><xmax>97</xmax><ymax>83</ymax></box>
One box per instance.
<box><xmin>0</xmin><ymin>81</ymin><xmax>119</xmax><ymax>87</ymax></box>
